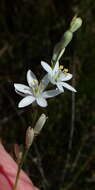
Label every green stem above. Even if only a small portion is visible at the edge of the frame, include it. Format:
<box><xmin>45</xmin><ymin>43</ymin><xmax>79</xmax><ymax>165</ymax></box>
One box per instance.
<box><xmin>13</xmin><ymin>149</ymin><xmax>28</xmax><ymax>190</ymax></box>
<box><xmin>13</xmin><ymin>107</ymin><xmax>38</xmax><ymax>190</ymax></box>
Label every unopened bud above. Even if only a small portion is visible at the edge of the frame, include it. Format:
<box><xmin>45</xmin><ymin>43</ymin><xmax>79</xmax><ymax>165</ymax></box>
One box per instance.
<box><xmin>70</xmin><ymin>16</ymin><xmax>82</xmax><ymax>33</ymax></box>
<box><xmin>34</xmin><ymin>114</ymin><xmax>47</xmax><ymax>135</ymax></box>
<box><xmin>61</xmin><ymin>30</ymin><xmax>73</xmax><ymax>48</ymax></box>
<box><xmin>52</xmin><ymin>42</ymin><xmax>65</xmax><ymax>62</ymax></box>
<box><xmin>14</xmin><ymin>144</ymin><xmax>23</xmax><ymax>164</ymax></box>
<box><xmin>26</xmin><ymin>127</ymin><xmax>34</xmax><ymax>149</ymax></box>
<box><xmin>52</xmin><ymin>30</ymin><xmax>73</xmax><ymax>62</ymax></box>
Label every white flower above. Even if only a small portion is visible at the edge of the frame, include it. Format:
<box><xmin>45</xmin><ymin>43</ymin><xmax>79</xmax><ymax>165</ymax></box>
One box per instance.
<box><xmin>14</xmin><ymin>70</ymin><xmax>61</xmax><ymax>108</ymax></box>
<box><xmin>41</xmin><ymin>61</ymin><xmax>76</xmax><ymax>92</ymax></box>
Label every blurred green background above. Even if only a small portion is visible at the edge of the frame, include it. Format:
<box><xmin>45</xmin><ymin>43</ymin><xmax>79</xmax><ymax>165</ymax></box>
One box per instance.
<box><xmin>0</xmin><ymin>0</ymin><xmax>95</xmax><ymax>189</ymax></box>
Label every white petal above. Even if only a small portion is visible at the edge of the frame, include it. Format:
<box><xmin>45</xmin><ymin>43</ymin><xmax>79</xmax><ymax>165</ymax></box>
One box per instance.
<box><xmin>15</xmin><ymin>90</ymin><xmax>26</xmax><ymax>97</ymax></box>
<box><xmin>41</xmin><ymin>61</ymin><xmax>52</xmax><ymax>74</ymax></box>
<box><xmin>57</xmin><ymin>83</ymin><xmax>64</xmax><ymax>92</ymax></box>
<box><xmin>39</xmin><ymin>74</ymin><xmax>49</xmax><ymax>90</ymax></box>
<box><xmin>62</xmin><ymin>82</ymin><xmax>76</xmax><ymax>92</ymax></box>
<box><xmin>27</xmin><ymin>70</ymin><xmax>38</xmax><ymax>87</ymax></box>
<box><xmin>36</xmin><ymin>97</ymin><xmax>47</xmax><ymax>107</ymax></box>
<box><xmin>53</xmin><ymin>61</ymin><xmax>59</xmax><ymax>74</ymax></box>
<box><xmin>59</xmin><ymin>73</ymin><xmax>72</xmax><ymax>81</ymax></box>
<box><xmin>14</xmin><ymin>84</ymin><xmax>32</xmax><ymax>95</ymax></box>
<box><xmin>18</xmin><ymin>96</ymin><xmax>35</xmax><ymax>108</ymax></box>
<box><xmin>42</xmin><ymin>89</ymin><xmax>61</xmax><ymax>98</ymax></box>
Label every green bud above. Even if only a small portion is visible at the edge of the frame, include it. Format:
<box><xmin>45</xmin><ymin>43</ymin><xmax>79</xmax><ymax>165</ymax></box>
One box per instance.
<box><xmin>70</xmin><ymin>17</ymin><xmax>82</xmax><ymax>33</ymax></box>
<box><xmin>52</xmin><ymin>42</ymin><xmax>65</xmax><ymax>63</ymax></box>
<box><xmin>61</xmin><ymin>30</ymin><xmax>73</xmax><ymax>48</ymax></box>
<box><xmin>52</xmin><ymin>30</ymin><xmax>73</xmax><ymax>62</ymax></box>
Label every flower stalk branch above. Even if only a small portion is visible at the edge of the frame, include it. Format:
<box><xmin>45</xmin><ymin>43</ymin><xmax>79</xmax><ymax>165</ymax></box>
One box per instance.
<box><xmin>13</xmin><ymin>112</ymin><xmax>47</xmax><ymax>190</ymax></box>
<box><xmin>13</xmin><ymin>148</ymin><xmax>29</xmax><ymax>190</ymax></box>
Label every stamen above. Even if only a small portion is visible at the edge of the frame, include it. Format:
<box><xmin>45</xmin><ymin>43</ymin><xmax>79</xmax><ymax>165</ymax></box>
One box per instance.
<box><xmin>41</xmin><ymin>84</ymin><xmax>44</xmax><ymax>89</ymax></box>
<box><xmin>59</xmin><ymin>65</ymin><xmax>64</xmax><ymax>70</ymax></box>
<box><xmin>30</xmin><ymin>80</ymin><xmax>38</xmax><ymax>88</ymax></box>
<box><xmin>33</xmin><ymin>80</ymin><xmax>38</xmax><ymax>84</ymax></box>
<box><xmin>64</xmin><ymin>68</ymin><xmax>68</xmax><ymax>73</ymax></box>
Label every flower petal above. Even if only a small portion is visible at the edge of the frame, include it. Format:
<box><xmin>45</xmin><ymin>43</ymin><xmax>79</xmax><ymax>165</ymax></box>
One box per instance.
<box><xmin>15</xmin><ymin>90</ymin><xmax>26</xmax><ymax>97</ymax></box>
<box><xmin>41</xmin><ymin>61</ymin><xmax>52</xmax><ymax>74</ymax></box>
<box><xmin>14</xmin><ymin>84</ymin><xmax>32</xmax><ymax>95</ymax></box>
<box><xmin>18</xmin><ymin>96</ymin><xmax>35</xmax><ymax>108</ymax></box>
<box><xmin>43</xmin><ymin>89</ymin><xmax>61</xmax><ymax>98</ymax></box>
<box><xmin>36</xmin><ymin>97</ymin><xmax>47</xmax><ymax>107</ymax></box>
<box><xmin>59</xmin><ymin>73</ymin><xmax>72</xmax><ymax>81</ymax></box>
<box><xmin>62</xmin><ymin>82</ymin><xmax>76</xmax><ymax>92</ymax></box>
<box><xmin>53</xmin><ymin>61</ymin><xmax>59</xmax><ymax>74</ymax></box>
<box><xmin>39</xmin><ymin>74</ymin><xmax>49</xmax><ymax>90</ymax></box>
<box><xmin>27</xmin><ymin>70</ymin><xmax>38</xmax><ymax>87</ymax></box>
<box><xmin>57</xmin><ymin>83</ymin><xmax>64</xmax><ymax>92</ymax></box>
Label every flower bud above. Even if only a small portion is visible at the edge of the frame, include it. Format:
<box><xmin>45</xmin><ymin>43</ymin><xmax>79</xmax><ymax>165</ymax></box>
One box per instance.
<box><xmin>14</xmin><ymin>144</ymin><xmax>23</xmax><ymax>164</ymax></box>
<box><xmin>52</xmin><ymin>42</ymin><xmax>65</xmax><ymax>63</ymax></box>
<box><xmin>52</xmin><ymin>30</ymin><xmax>73</xmax><ymax>62</ymax></box>
<box><xmin>61</xmin><ymin>30</ymin><xmax>73</xmax><ymax>48</ymax></box>
<box><xmin>34</xmin><ymin>114</ymin><xmax>47</xmax><ymax>135</ymax></box>
<box><xmin>26</xmin><ymin>127</ymin><xmax>34</xmax><ymax>150</ymax></box>
<box><xmin>70</xmin><ymin>16</ymin><xmax>82</xmax><ymax>33</ymax></box>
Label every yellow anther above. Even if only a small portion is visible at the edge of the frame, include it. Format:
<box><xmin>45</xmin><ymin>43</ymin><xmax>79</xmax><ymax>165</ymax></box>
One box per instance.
<box><xmin>64</xmin><ymin>68</ymin><xmax>68</xmax><ymax>73</ymax></box>
<box><xmin>59</xmin><ymin>65</ymin><xmax>64</xmax><ymax>70</ymax></box>
<box><xmin>41</xmin><ymin>85</ymin><xmax>44</xmax><ymax>89</ymax></box>
<box><xmin>33</xmin><ymin>80</ymin><xmax>38</xmax><ymax>84</ymax></box>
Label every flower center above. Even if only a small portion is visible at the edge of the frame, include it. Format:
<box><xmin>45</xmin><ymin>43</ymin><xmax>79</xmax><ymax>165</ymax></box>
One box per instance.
<box><xmin>55</xmin><ymin>66</ymin><xmax>69</xmax><ymax>82</ymax></box>
<box><xmin>59</xmin><ymin>65</ymin><xmax>68</xmax><ymax>73</ymax></box>
<box><xmin>32</xmin><ymin>80</ymin><xmax>43</xmax><ymax>97</ymax></box>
